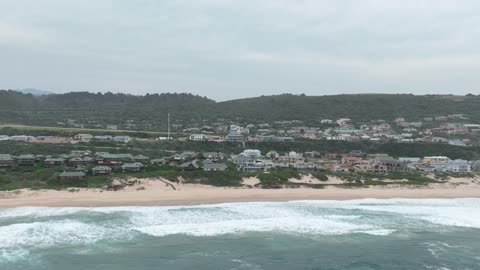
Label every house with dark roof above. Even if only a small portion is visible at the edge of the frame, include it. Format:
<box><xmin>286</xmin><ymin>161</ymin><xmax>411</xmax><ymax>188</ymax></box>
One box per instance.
<box><xmin>151</xmin><ymin>158</ymin><xmax>169</xmax><ymax>165</ymax></box>
<box><xmin>68</xmin><ymin>157</ymin><xmax>85</xmax><ymax>167</ymax></box>
<box><xmin>96</xmin><ymin>153</ymin><xmax>133</xmax><ymax>165</ymax></box>
<box><xmin>113</xmin><ymin>136</ymin><xmax>131</xmax><ymax>144</ymax></box>
<box><xmin>202</xmin><ymin>152</ymin><xmax>225</xmax><ymax>161</ymax></box>
<box><xmin>92</xmin><ymin>166</ymin><xmax>112</xmax><ymax>175</ymax></box>
<box><xmin>133</xmin><ymin>155</ymin><xmax>150</xmax><ymax>163</ymax></box>
<box><xmin>0</xmin><ymin>154</ymin><xmax>15</xmax><ymax>170</ymax></box>
<box><xmin>231</xmin><ymin>155</ymin><xmax>254</xmax><ymax>165</ymax></box>
<box><xmin>179</xmin><ymin>160</ymin><xmax>200</xmax><ymax>171</ymax></box>
<box><xmin>16</xmin><ymin>155</ymin><xmax>36</xmax><ymax>166</ymax></box>
<box><xmin>44</xmin><ymin>157</ymin><xmax>65</xmax><ymax>167</ymax></box>
<box><xmin>121</xmin><ymin>162</ymin><xmax>144</xmax><ymax>173</ymax></box>
<box><xmin>202</xmin><ymin>162</ymin><xmax>228</xmax><ymax>171</ymax></box>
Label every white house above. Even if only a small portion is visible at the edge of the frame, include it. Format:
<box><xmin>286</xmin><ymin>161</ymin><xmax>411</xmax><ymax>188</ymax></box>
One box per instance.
<box><xmin>241</xmin><ymin>149</ymin><xmax>262</xmax><ymax>158</ymax></box>
<box><xmin>446</xmin><ymin>159</ymin><xmax>472</xmax><ymax>173</ymax></box>
<box><xmin>10</xmin><ymin>135</ymin><xmax>34</xmax><ymax>142</ymax></box>
<box><xmin>73</xmin><ymin>134</ymin><xmax>93</xmax><ymax>142</ymax></box>
<box><xmin>423</xmin><ymin>156</ymin><xmax>450</xmax><ymax>165</ymax></box>
<box><xmin>189</xmin><ymin>134</ymin><xmax>207</xmax><ymax>141</ymax></box>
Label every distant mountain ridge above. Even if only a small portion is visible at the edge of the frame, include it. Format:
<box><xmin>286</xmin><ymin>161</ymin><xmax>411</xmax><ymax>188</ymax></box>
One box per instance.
<box><xmin>0</xmin><ymin>90</ymin><xmax>479</xmax><ymax>130</ymax></box>
<box><xmin>15</xmin><ymin>88</ymin><xmax>53</xmax><ymax>96</ymax></box>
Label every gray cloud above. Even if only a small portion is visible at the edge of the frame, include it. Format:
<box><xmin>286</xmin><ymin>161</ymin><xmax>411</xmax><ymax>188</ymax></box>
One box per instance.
<box><xmin>1</xmin><ymin>0</ymin><xmax>480</xmax><ymax>100</ymax></box>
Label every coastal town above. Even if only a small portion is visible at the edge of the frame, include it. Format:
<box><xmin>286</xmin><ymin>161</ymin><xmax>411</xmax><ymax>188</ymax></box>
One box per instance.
<box><xmin>1</xmin><ymin>114</ymin><xmax>480</xmax><ymax>188</ymax></box>
<box><xmin>2</xmin><ymin>114</ymin><xmax>480</xmax><ymax>146</ymax></box>
<box><xmin>1</xmin><ymin>147</ymin><xmax>479</xmax><ymax>184</ymax></box>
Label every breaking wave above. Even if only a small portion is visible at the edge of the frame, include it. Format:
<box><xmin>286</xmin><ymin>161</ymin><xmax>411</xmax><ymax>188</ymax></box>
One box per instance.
<box><xmin>1</xmin><ymin>198</ymin><xmax>480</xmax><ymax>263</ymax></box>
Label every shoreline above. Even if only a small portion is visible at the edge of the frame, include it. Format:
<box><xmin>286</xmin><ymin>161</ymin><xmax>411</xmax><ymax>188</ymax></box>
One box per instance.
<box><xmin>1</xmin><ymin>177</ymin><xmax>480</xmax><ymax>207</ymax></box>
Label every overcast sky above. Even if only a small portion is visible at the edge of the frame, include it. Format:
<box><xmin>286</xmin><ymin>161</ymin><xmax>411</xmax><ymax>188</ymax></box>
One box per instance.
<box><xmin>1</xmin><ymin>0</ymin><xmax>480</xmax><ymax>101</ymax></box>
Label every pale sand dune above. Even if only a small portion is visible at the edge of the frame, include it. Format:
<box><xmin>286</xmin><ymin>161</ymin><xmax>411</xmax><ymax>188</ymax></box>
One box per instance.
<box><xmin>242</xmin><ymin>177</ymin><xmax>260</xmax><ymax>186</ymax></box>
<box><xmin>0</xmin><ymin>177</ymin><xmax>480</xmax><ymax>207</ymax></box>
<box><xmin>289</xmin><ymin>175</ymin><xmax>344</xmax><ymax>185</ymax></box>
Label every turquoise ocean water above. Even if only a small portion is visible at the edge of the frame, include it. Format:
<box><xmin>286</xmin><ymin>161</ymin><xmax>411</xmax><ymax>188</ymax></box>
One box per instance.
<box><xmin>1</xmin><ymin>199</ymin><xmax>480</xmax><ymax>269</ymax></box>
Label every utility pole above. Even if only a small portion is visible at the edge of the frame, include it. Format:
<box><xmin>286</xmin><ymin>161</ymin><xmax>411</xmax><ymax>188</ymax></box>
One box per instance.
<box><xmin>168</xmin><ymin>113</ymin><xmax>171</xmax><ymax>140</ymax></box>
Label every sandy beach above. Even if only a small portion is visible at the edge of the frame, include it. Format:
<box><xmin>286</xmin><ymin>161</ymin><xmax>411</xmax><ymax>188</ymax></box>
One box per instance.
<box><xmin>1</xmin><ymin>176</ymin><xmax>480</xmax><ymax>207</ymax></box>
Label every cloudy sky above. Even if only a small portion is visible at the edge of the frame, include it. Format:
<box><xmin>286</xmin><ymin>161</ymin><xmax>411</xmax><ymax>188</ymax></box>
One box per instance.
<box><xmin>1</xmin><ymin>0</ymin><xmax>479</xmax><ymax>101</ymax></box>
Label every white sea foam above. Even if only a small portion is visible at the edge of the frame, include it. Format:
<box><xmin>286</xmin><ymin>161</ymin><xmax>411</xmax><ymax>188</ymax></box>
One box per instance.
<box><xmin>0</xmin><ymin>220</ymin><xmax>111</xmax><ymax>249</ymax></box>
<box><xmin>0</xmin><ymin>207</ymin><xmax>86</xmax><ymax>218</ymax></box>
<box><xmin>1</xmin><ymin>198</ymin><xmax>480</xmax><ymax>251</ymax></box>
<box><xmin>294</xmin><ymin>198</ymin><xmax>480</xmax><ymax>228</ymax></box>
<box><xmin>134</xmin><ymin>216</ymin><xmax>378</xmax><ymax>237</ymax></box>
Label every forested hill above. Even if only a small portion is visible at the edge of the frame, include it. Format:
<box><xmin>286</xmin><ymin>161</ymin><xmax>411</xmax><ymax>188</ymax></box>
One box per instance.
<box><xmin>1</xmin><ymin>90</ymin><xmax>480</xmax><ymax>130</ymax></box>
<box><xmin>0</xmin><ymin>90</ymin><xmax>215</xmax><ymax>128</ymax></box>
<box><xmin>210</xmin><ymin>94</ymin><xmax>480</xmax><ymax>124</ymax></box>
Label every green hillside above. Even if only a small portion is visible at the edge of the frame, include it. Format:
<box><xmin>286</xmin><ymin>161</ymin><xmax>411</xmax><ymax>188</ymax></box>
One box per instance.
<box><xmin>1</xmin><ymin>90</ymin><xmax>479</xmax><ymax>130</ymax></box>
<box><xmin>209</xmin><ymin>94</ymin><xmax>480</xmax><ymax>124</ymax></box>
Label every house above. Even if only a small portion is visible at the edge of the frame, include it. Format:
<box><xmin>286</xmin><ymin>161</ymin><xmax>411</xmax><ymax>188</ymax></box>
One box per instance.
<box><xmin>151</xmin><ymin>158</ymin><xmax>169</xmax><ymax>165</ymax></box>
<box><xmin>92</xmin><ymin>166</ymin><xmax>112</xmax><ymax>175</ymax></box>
<box><xmin>44</xmin><ymin>158</ymin><xmax>65</xmax><ymax>167</ymax></box>
<box><xmin>96</xmin><ymin>153</ymin><xmax>133</xmax><ymax>165</ymax></box>
<box><xmin>179</xmin><ymin>160</ymin><xmax>200</xmax><ymax>171</ymax></box>
<box><xmin>16</xmin><ymin>154</ymin><xmax>36</xmax><ymax>166</ymax></box>
<box><xmin>399</xmin><ymin>157</ymin><xmax>421</xmax><ymax>170</ymax></box>
<box><xmin>277</xmin><ymin>151</ymin><xmax>304</xmax><ymax>165</ymax></box>
<box><xmin>266</xmin><ymin>151</ymin><xmax>280</xmax><ymax>159</ymax></box>
<box><xmin>202</xmin><ymin>162</ymin><xmax>228</xmax><ymax>171</ymax></box>
<box><xmin>225</xmin><ymin>130</ymin><xmax>244</xmax><ymax>142</ymax></box>
<box><xmin>133</xmin><ymin>155</ymin><xmax>150</xmax><ymax>163</ymax></box>
<box><xmin>94</xmin><ymin>135</ymin><xmax>113</xmax><ymax>142</ymax></box>
<box><xmin>0</xmin><ymin>154</ymin><xmax>15</xmax><ymax>169</ymax></box>
<box><xmin>73</xmin><ymin>134</ymin><xmax>93</xmax><ymax>142</ymax></box>
<box><xmin>58</xmin><ymin>171</ymin><xmax>86</xmax><ymax>181</ymax></box>
<box><xmin>10</xmin><ymin>135</ymin><xmax>34</xmax><ymax>142</ymax></box>
<box><xmin>180</xmin><ymin>151</ymin><xmax>197</xmax><ymax>159</ymax></box>
<box><xmin>0</xmin><ymin>135</ymin><xmax>9</xmax><ymax>141</ymax></box>
<box><xmin>241</xmin><ymin>149</ymin><xmax>262</xmax><ymax>158</ymax></box>
<box><xmin>423</xmin><ymin>156</ymin><xmax>450</xmax><ymax>165</ymax></box>
<box><xmin>202</xmin><ymin>152</ymin><xmax>225</xmax><ymax>161</ymax></box>
<box><xmin>113</xmin><ymin>136</ymin><xmax>131</xmax><ymax>144</ymax></box>
<box><xmin>172</xmin><ymin>154</ymin><xmax>184</xmax><ymax>162</ymax></box>
<box><xmin>189</xmin><ymin>134</ymin><xmax>208</xmax><ymax>141</ymax></box>
<box><xmin>304</xmin><ymin>151</ymin><xmax>320</xmax><ymax>158</ymax></box>
<box><xmin>367</xmin><ymin>154</ymin><xmax>405</xmax><ymax>173</ymax></box>
<box><xmin>336</xmin><ymin>118</ymin><xmax>351</xmax><ymax>126</ymax></box>
<box><xmin>70</xmin><ymin>150</ymin><xmax>92</xmax><ymax>157</ymax></box>
<box><xmin>293</xmin><ymin>162</ymin><xmax>320</xmax><ymax>171</ymax></box>
<box><xmin>231</xmin><ymin>155</ymin><xmax>254</xmax><ymax>165</ymax></box>
<box><xmin>68</xmin><ymin>157</ymin><xmax>85</xmax><ymax>167</ymax></box>
<box><xmin>239</xmin><ymin>160</ymin><xmax>274</xmax><ymax>172</ymax></box>
<box><xmin>121</xmin><ymin>162</ymin><xmax>144</xmax><ymax>173</ymax></box>
<box><xmin>172</xmin><ymin>151</ymin><xmax>197</xmax><ymax>162</ymax></box>
<box><xmin>341</xmin><ymin>155</ymin><xmax>365</xmax><ymax>166</ymax></box>
<box><xmin>419</xmin><ymin>164</ymin><xmax>447</xmax><ymax>172</ymax></box>
<box><xmin>320</xmin><ymin>119</ymin><xmax>334</xmax><ymax>124</ymax></box>
<box><xmin>324</xmin><ymin>163</ymin><xmax>349</xmax><ymax>172</ymax></box>
<box><xmin>446</xmin><ymin>159</ymin><xmax>471</xmax><ymax>173</ymax></box>
<box><xmin>324</xmin><ymin>153</ymin><xmax>339</xmax><ymax>160</ymax></box>
<box><xmin>206</xmin><ymin>135</ymin><xmax>225</xmax><ymax>142</ymax></box>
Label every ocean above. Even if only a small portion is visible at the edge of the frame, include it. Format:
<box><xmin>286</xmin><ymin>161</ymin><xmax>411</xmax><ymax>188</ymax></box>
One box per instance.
<box><xmin>1</xmin><ymin>199</ymin><xmax>480</xmax><ymax>270</ymax></box>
